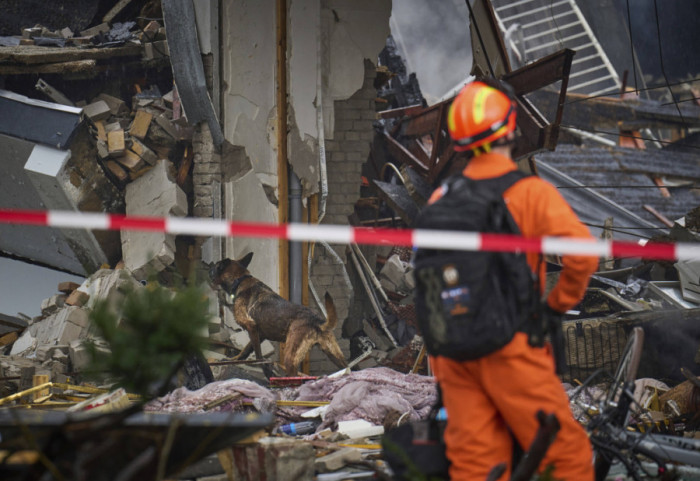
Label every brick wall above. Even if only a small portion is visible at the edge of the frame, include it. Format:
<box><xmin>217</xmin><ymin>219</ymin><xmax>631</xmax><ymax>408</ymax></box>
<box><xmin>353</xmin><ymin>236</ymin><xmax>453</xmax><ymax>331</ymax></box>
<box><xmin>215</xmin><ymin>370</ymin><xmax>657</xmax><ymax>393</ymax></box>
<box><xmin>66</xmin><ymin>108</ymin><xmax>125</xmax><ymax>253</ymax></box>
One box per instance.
<box><xmin>192</xmin><ymin>123</ymin><xmax>221</xmax><ymax>219</ymax></box>
<box><xmin>307</xmin><ymin>59</ymin><xmax>377</xmax><ymax>374</ymax></box>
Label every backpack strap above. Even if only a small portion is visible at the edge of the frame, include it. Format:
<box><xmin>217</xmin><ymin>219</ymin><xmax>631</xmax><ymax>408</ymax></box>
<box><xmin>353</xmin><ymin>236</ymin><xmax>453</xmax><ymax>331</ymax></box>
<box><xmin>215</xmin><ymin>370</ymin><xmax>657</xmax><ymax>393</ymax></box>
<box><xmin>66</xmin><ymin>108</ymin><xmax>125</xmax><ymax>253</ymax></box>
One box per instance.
<box><xmin>441</xmin><ymin>170</ymin><xmax>529</xmax><ymax>196</ymax></box>
<box><xmin>476</xmin><ymin>169</ymin><xmax>530</xmax><ymax>197</ymax></box>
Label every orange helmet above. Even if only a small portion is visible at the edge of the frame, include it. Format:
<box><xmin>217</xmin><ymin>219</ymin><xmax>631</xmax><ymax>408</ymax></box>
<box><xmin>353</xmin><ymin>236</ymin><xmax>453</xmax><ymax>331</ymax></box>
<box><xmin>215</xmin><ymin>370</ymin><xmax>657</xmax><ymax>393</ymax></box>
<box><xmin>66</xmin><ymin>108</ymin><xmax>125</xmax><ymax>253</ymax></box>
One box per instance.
<box><xmin>447</xmin><ymin>80</ymin><xmax>517</xmax><ymax>152</ymax></box>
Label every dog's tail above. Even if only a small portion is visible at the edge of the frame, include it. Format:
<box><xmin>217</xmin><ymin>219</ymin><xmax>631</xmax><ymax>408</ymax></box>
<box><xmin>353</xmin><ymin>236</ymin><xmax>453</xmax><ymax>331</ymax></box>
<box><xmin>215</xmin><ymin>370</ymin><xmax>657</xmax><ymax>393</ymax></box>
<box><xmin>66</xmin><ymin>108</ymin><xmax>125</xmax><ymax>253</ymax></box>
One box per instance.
<box><xmin>323</xmin><ymin>292</ymin><xmax>338</xmax><ymax>331</ymax></box>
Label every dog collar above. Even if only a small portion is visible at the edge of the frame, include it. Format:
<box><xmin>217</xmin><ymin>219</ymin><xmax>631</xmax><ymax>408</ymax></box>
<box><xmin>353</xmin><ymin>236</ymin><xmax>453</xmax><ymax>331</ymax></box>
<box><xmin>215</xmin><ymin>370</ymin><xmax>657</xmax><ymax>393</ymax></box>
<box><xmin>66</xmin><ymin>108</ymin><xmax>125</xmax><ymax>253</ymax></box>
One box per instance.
<box><xmin>225</xmin><ymin>274</ymin><xmax>252</xmax><ymax>298</ymax></box>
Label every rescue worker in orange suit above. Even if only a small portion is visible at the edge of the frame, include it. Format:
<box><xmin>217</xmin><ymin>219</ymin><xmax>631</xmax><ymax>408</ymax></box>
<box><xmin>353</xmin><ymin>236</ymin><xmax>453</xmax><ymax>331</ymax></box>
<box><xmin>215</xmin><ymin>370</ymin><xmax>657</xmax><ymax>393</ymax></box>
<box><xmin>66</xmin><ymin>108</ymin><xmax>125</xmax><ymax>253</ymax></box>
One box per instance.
<box><xmin>428</xmin><ymin>79</ymin><xmax>598</xmax><ymax>480</ymax></box>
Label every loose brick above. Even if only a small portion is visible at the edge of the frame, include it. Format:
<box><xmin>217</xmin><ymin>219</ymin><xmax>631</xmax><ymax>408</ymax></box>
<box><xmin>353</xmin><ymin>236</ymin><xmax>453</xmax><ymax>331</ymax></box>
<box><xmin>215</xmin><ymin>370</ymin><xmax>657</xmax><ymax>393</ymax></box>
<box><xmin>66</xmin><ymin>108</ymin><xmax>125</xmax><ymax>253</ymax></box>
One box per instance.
<box><xmin>83</xmin><ymin>100</ymin><xmax>111</xmax><ymax>122</ymax></box>
<box><xmin>66</xmin><ymin>290</ymin><xmax>90</xmax><ymax>307</ymax></box>
<box><xmin>129</xmin><ymin>138</ymin><xmax>158</xmax><ymax>165</ymax></box>
<box><xmin>155</xmin><ymin>113</ymin><xmax>178</xmax><ymax>138</ymax></box>
<box><xmin>58</xmin><ymin>282</ymin><xmax>80</xmax><ymax>294</ymax></box>
<box><xmin>116</xmin><ymin>151</ymin><xmax>145</xmax><ymax>172</ymax></box>
<box><xmin>107</xmin><ymin>129</ymin><xmax>126</xmax><ymax>156</ymax></box>
<box><xmin>94</xmin><ymin>120</ymin><xmax>107</xmax><ymax>142</ymax></box>
<box><xmin>105</xmin><ymin>121</ymin><xmax>122</xmax><ymax>133</ymax></box>
<box><xmin>105</xmin><ymin>160</ymin><xmax>129</xmax><ymax>182</ymax></box>
<box><xmin>129</xmin><ymin>110</ymin><xmax>153</xmax><ymax>140</ymax></box>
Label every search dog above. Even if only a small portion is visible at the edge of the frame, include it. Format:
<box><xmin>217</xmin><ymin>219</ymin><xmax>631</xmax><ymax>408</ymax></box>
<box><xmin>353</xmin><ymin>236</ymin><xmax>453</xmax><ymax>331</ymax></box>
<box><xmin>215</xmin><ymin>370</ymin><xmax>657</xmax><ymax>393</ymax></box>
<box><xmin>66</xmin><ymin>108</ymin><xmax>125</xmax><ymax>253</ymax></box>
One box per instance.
<box><xmin>209</xmin><ymin>253</ymin><xmax>347</xmax><ymax>376</ymax></box>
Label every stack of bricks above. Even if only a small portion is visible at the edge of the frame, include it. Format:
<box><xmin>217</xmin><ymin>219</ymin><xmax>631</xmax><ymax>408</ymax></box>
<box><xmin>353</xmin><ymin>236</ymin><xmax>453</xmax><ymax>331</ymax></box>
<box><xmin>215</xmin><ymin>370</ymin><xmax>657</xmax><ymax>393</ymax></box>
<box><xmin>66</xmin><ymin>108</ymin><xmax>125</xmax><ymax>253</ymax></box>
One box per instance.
<box><xmin>307</xmin><ymin>60</ymin><xmax>378</xmax><ymax>375</ymax></box>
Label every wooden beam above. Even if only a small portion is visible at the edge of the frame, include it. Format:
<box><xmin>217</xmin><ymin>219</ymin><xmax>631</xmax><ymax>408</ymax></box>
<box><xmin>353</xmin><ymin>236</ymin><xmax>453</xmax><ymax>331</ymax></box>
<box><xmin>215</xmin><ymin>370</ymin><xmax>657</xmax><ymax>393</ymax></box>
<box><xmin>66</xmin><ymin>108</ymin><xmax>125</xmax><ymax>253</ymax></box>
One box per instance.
<box><xmin>0</xmin><ymin>45</ymin><xmax>142</xmax><ymax>64</ymax></box>
<box><xmin>502</xmin><ymin>49</ymin><xmax>575</xmax><ymax>96</ymax></box>
<box><xmin>277</xmin><ymin>0</ymin><xmax>289</xmax><ymax>367</ymax></box>
<box><xmin>376</xmin><ymin>104</ymin><xmax>425</xmax><ymax>120</ymax></box>
<box><xmin>383</xmin><ymin>131</ymin><xmax>429</xmax><ymax>173</ymax></box>
<box><xmin>402</xmin><ymin>101</ymin><xmax>449</xmax><ymax>137</ymax></box>
<box><xmin>0</xmin><ymin>59</ymin><xmax>96</xmax><ymax>75</ymax></box>
<box><xmin>277</xmin><ymin>0</ymin><xmax>289</xmax><ymax>300</ymax></box>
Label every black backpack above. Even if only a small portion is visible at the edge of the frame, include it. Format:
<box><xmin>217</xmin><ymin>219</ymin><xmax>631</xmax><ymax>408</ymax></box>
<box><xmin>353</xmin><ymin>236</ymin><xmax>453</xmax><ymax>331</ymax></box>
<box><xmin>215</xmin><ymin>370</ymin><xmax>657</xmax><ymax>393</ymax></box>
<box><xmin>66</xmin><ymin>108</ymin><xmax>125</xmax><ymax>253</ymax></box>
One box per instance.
<box><xmin>413</xmin><ymin>170</ymin><xmax>537</xmax><ymax>361</ymax></box>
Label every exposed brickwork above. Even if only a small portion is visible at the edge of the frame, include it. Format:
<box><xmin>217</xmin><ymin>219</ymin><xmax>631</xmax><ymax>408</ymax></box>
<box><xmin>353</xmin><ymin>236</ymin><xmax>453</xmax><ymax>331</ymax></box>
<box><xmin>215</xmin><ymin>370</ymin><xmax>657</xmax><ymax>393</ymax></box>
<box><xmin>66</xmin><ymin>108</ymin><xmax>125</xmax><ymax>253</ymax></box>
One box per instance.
<box><xmin>307</xmin><ymin>59</ymin><xmax>377</xmax><ymax>375</ymax></box>
<box><xmin>192</xmin><ymin>123</ymin><xmax>221</xmax><ymax>219</ymax></box>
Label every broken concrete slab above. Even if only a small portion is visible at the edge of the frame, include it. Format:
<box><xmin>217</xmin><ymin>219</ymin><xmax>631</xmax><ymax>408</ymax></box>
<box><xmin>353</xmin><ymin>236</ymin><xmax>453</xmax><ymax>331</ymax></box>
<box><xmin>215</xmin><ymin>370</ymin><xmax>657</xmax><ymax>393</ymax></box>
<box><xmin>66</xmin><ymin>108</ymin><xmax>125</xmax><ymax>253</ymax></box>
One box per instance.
<box><xmin>80</xmin><ymin>268</ymin><xmax>141</xmax><ymax>312</ymax></box>
<box><xmin>30</xmin><ymin>306</ymin><xmax>90</xmax><ymax>348</ymax></box>
<box><xmin>9</xmin><ymin>330</ymin><xmax>36</xmax><ymax>356</ymax></box>
<box><xmin>40</xmin><ymin>294</ymin><xmax>66</xmax><ymax>316</ymax></box>
<box><xmin>121</xmin><ymin>160</ymin><xmax>187</xmax><ymax>279</ymax></box>
<box><xmin>230</xmin><ymin>329</ymin><xmax>251</xmax><ymax>351</ymax></box>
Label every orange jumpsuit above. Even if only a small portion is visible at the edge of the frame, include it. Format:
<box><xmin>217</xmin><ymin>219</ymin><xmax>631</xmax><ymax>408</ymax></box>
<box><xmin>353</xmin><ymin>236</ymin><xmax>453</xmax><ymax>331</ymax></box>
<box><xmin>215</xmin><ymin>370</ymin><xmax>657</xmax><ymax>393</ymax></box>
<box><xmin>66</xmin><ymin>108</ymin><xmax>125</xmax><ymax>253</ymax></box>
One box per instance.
<box><xmin>428</xmin><ymin>152</ymin><xmax>598</xmax><ymax>480</ymax></box>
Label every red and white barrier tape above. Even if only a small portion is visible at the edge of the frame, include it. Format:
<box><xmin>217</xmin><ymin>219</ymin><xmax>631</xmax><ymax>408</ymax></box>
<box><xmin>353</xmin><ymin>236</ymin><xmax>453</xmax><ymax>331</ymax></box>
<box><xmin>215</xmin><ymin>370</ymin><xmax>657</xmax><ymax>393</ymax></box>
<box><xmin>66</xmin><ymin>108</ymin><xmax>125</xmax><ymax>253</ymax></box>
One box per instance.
<box><xmin>1</xmin><ymin>208</ymin><xmax>698</xmax><ymax>261</ymax></box>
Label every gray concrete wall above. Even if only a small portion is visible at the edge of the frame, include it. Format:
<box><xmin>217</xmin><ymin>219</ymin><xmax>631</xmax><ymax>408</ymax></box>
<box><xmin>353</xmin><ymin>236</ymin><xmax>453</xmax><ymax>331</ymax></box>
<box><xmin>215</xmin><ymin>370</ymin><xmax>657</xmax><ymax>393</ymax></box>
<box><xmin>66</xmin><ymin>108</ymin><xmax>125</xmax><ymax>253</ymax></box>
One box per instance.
<box><xmin>220</xmin><ymin>0</ymin><xmax>280</xmax><ymax>291</ymax></box>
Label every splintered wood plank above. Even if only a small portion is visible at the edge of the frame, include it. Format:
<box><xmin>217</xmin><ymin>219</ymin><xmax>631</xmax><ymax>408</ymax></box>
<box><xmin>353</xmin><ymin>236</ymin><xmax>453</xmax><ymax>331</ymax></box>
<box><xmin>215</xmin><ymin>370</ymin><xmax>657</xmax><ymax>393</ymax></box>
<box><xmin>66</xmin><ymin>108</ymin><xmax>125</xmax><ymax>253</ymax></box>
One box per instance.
<box><xmin>0</xmin><ymin>59</ymin><xmax>96</xmax><ymax>75</ymax></box>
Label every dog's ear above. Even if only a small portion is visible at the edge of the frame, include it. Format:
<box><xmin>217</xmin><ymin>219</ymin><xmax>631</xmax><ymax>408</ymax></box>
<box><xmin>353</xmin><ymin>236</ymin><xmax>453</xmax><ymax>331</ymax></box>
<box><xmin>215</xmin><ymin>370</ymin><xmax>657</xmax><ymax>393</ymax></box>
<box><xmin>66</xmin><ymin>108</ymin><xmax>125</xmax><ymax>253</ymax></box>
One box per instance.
<box><xmin>238</xmin><ymin>252</ymin><xmax>254</xmax><ymax>269</ymax></box>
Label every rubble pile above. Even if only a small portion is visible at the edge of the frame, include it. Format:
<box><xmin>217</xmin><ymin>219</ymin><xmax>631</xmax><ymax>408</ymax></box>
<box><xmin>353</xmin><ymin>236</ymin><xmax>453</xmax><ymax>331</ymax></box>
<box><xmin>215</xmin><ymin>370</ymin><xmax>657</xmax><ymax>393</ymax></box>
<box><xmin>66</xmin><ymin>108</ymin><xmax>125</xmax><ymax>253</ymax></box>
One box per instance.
<box><xmin>84</xmin><ymin>82</ymin><xmax>184</xmax><ymax>189</ymax></box>
<box><xmin>0</xmin><ymin>265</ymin><xmax>281</xmax><ymax>396</ymax></box>
<box><xmin>0</xmin><ymin>16</ymin><xmax>186</xmax><ymax>193</ymax></box>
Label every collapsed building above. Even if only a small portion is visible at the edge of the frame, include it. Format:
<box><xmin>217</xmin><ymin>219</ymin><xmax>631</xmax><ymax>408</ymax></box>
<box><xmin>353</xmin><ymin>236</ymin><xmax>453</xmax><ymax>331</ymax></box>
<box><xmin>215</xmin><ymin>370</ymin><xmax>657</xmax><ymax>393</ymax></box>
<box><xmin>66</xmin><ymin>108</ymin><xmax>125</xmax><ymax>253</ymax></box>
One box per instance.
<box><xmin>2</xmin><ymin>0</ymin><xmax>700</xmax><ymax>479</ymax></box>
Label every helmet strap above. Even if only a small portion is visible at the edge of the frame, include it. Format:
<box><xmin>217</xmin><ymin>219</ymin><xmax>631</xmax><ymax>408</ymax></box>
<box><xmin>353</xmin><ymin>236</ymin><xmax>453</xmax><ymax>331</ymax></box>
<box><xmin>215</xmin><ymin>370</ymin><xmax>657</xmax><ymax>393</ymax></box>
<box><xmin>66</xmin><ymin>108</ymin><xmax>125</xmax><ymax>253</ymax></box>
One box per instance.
<box><xmin>471</xmin><ymin>144</ymin><xmax>492</xmax><ymax>156</ymax></box>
